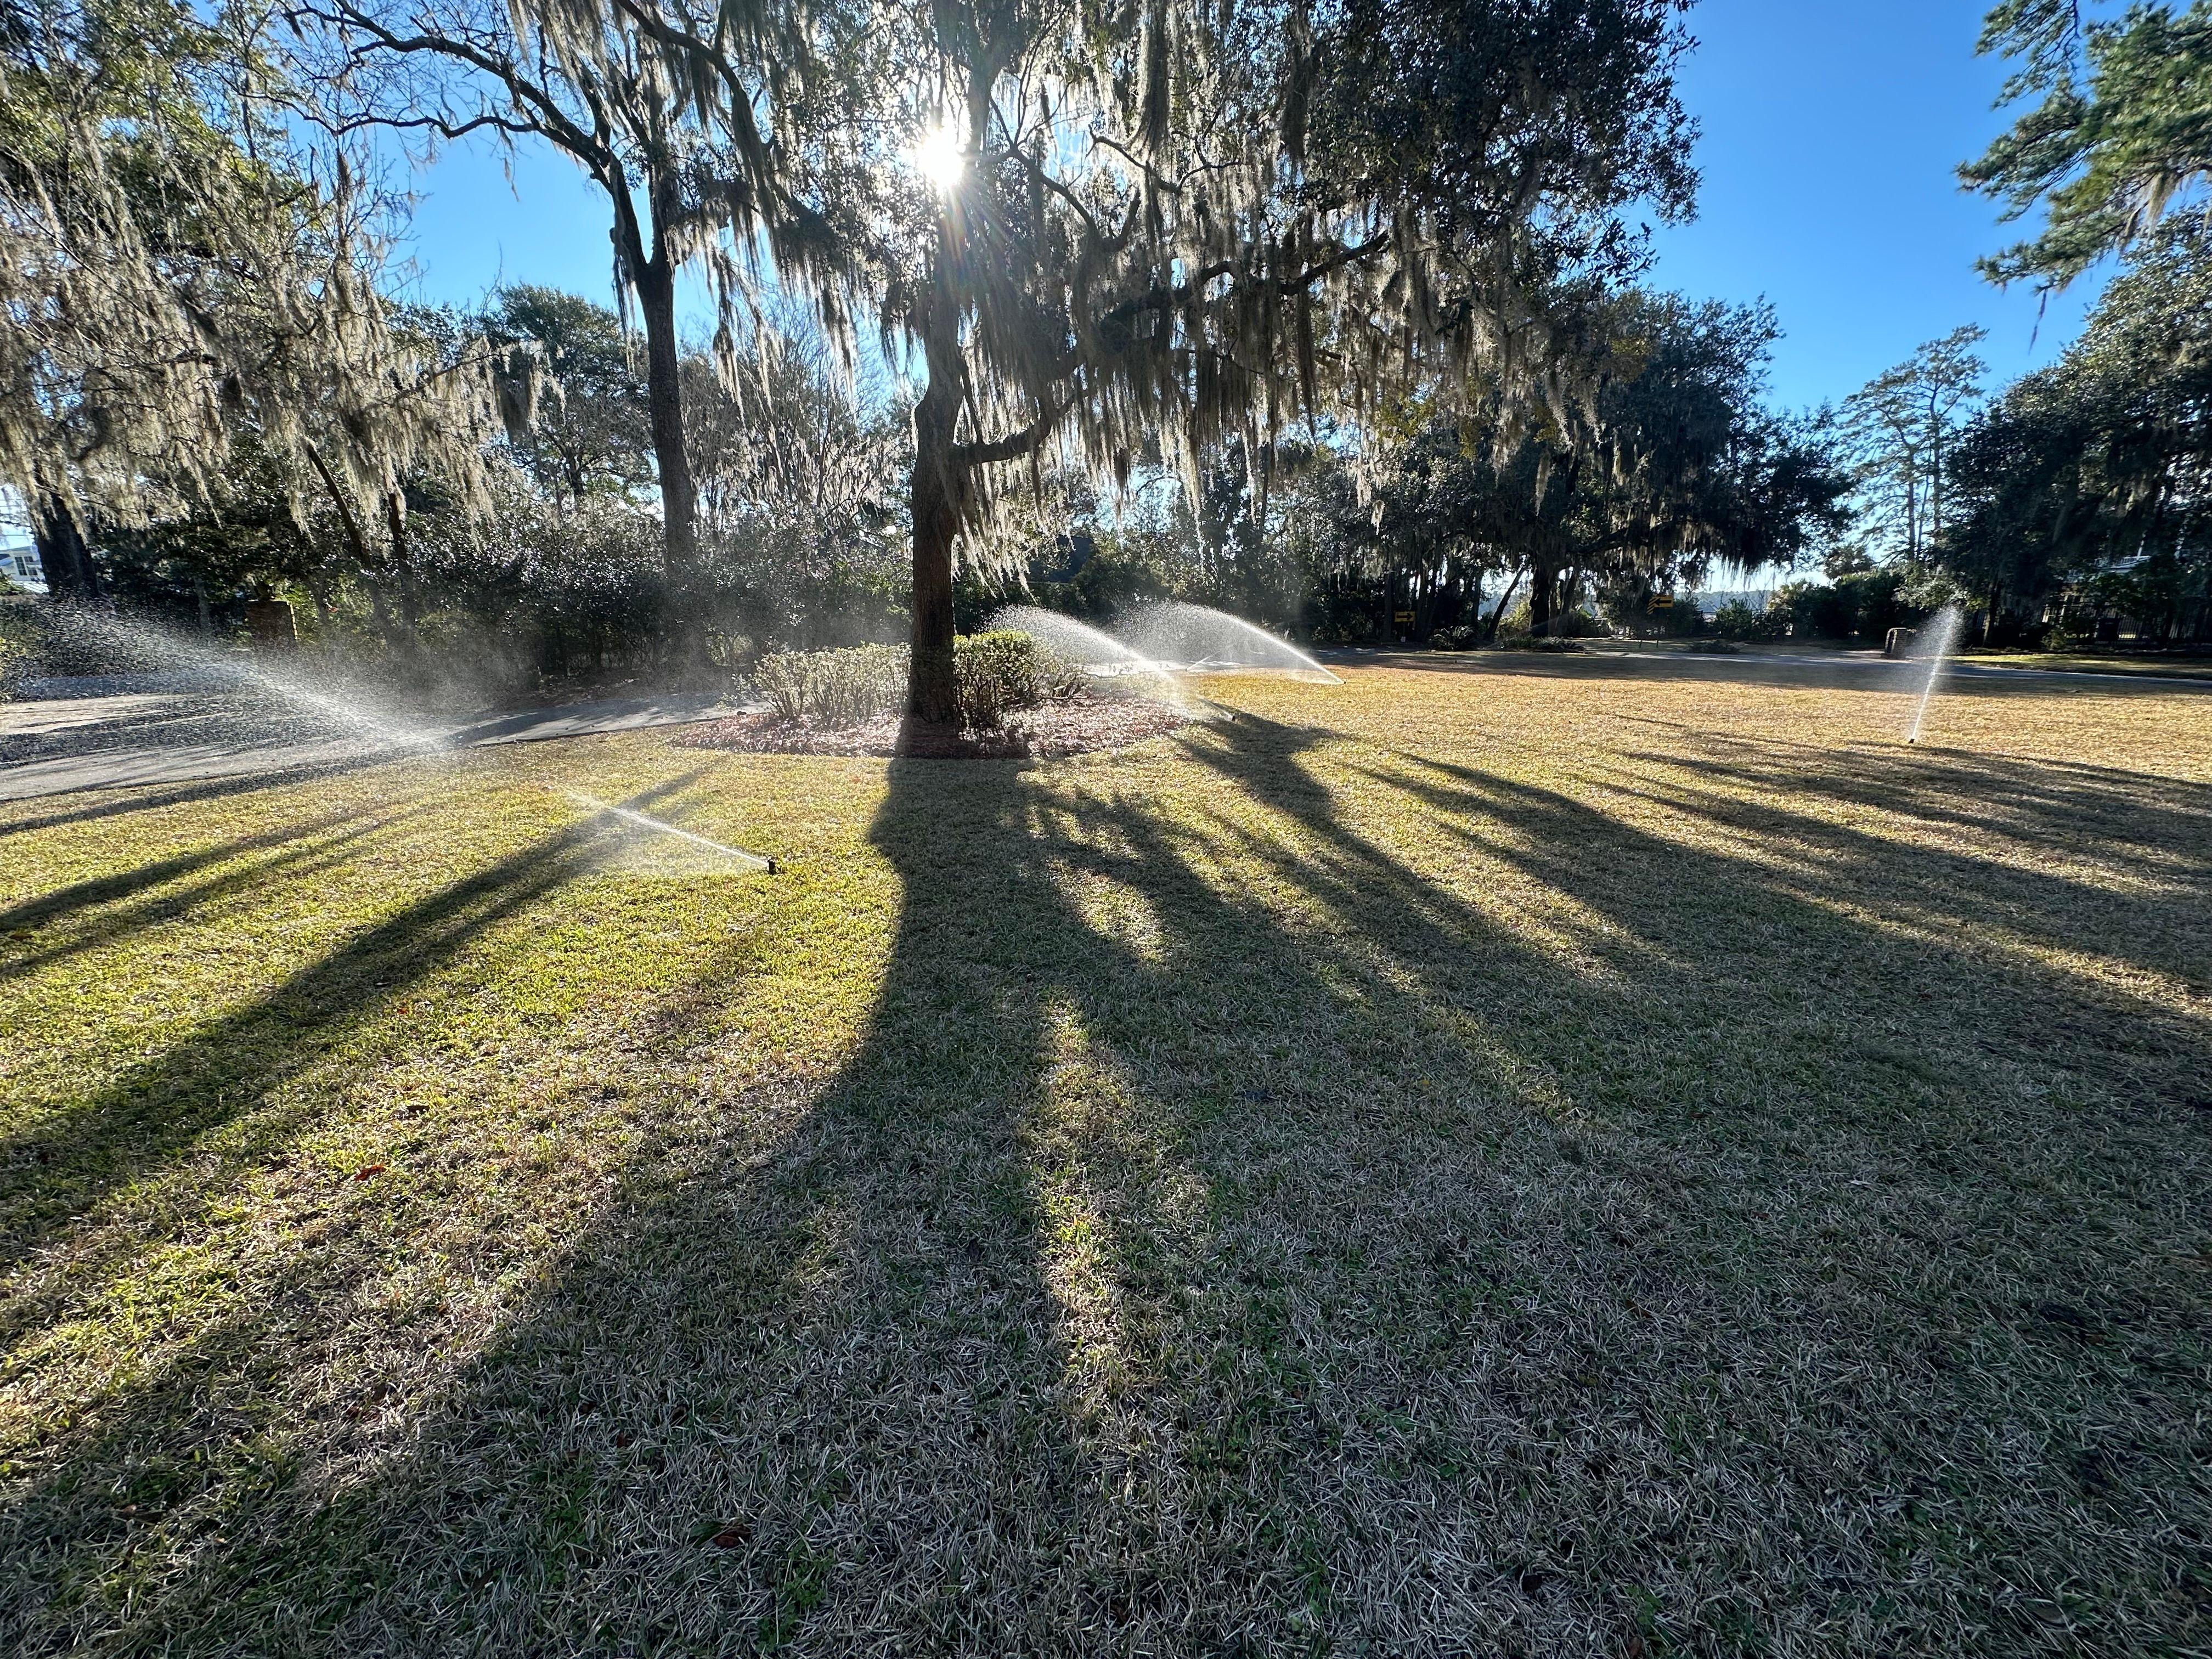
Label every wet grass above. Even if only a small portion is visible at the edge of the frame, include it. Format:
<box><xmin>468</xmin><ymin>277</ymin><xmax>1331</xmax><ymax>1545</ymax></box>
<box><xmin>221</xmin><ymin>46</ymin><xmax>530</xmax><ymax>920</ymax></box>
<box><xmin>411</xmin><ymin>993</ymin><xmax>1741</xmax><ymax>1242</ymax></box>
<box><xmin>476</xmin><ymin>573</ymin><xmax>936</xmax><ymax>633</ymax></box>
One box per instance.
<box><xmin>1</xmin><ymin>658</ymin><xmax>2208</xmax><ymax>1656</ymax></box>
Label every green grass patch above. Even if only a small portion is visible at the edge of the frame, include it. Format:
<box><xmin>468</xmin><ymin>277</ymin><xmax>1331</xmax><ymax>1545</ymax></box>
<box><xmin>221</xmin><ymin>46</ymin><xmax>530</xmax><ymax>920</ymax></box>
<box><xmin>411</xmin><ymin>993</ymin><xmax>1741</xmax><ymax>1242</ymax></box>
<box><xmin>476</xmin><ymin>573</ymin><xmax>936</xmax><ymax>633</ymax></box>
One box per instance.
<box><xmin>1</xmin><ymin>661</ymin><xmax>2208</xmax><ymax>1655</ymax></box>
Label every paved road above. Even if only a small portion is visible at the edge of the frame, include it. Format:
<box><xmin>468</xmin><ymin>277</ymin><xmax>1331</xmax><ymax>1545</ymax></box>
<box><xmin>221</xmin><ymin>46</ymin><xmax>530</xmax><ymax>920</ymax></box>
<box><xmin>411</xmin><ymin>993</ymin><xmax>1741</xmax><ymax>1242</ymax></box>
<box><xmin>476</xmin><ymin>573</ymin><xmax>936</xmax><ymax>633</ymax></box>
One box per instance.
<box><xmin>0</xmin><ymin>681</ymin><xmax>754</xmax><ymax>803</ymax></box>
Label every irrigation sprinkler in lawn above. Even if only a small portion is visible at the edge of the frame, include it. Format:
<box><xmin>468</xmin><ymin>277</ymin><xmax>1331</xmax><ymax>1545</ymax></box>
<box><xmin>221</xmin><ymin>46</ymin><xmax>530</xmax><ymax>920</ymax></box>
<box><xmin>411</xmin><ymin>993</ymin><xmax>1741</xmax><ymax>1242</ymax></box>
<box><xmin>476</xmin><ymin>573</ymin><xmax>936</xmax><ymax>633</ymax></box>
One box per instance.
<box><xmin>561</xmin><ymin>789</ymin><xmax>777</xmax><ymax>874</ymax></box>
<box><xmin>1906</xmin><ymin>604</ymin><xmax>1965</xmax><ymax>746</ymax></box>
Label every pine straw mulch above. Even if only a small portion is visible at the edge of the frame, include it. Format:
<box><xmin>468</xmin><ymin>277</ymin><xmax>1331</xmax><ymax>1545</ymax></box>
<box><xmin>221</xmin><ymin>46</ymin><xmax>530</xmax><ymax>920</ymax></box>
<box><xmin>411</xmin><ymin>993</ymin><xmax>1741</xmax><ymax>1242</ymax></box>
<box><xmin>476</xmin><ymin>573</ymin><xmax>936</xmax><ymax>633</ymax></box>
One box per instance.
<box><xmin>674</xmin><ymin>691</ymin><xmax>1193</xmax><ymax>758</ymax></box>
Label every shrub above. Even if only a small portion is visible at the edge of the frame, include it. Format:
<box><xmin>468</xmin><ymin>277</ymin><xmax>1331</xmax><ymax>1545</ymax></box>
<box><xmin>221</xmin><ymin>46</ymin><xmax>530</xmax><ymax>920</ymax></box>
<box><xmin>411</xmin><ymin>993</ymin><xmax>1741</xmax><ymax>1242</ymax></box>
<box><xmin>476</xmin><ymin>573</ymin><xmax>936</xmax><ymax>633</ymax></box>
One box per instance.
<box><xmin>1767</xmin><ymin>580</ymin><xmax>1855</xmax><ymax>640</ymax></box>
<box><xmin>1710</xmin><ymin>600</ymin><xmax>1779</xmax><ymax>641</ymax></box>
<box><xmin>751</xmin><ymin>633</ymin><xmax>1081</xmax><ymax>729</ymax></box>
<box><xmin>1430</xmin><ymin>624</ymin><xmax>1480</xmax><ymax>651</ymax></box>
<box><xmin>954</xmin><ymin>629</ymin><xmax>1077</xmax><ymax>728</ymax></box>
<box><xmin>0</xmin><ymin>600</ymin><xmax>35</xmax><ymax>699</ymax></box>
<box><xmin>1835</xmin><ymin>567</ymin><xmax>1906</xmax><ymax>640</ymax></box>
<box><xmin>754</xmin><ymin>642</ymin><xmax>909</xmax><ymax>724</ymax></box>
<box><xmin>1556</xmin><ymin>607</ymin><xmax>1611</xmax><ymax>638</ymax></box>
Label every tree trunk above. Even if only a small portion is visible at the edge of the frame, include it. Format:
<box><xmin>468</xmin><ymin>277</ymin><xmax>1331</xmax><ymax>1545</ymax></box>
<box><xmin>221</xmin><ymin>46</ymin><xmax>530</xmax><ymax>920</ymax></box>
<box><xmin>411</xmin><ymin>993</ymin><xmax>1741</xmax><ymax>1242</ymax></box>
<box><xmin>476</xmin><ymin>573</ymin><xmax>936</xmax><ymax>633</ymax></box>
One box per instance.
<box><xmin>33</xmin><ymin>493</ymin><xmax>95</xmax><ymax>598</ymax></box>
<box><xmin>1487</xmin><ymin>563</ymin><xmax>1524</xmax><ymax>640</ymax></box>
<box><xmin>304</xmin><ymin>444</ymin><xmax>373</xmax><ymax>568</ymax></box>
<box><xmin>1529</xmin><ymin>561</ymin><xmax>1556</xmax><ymax>636</ymax></box>
<box><xmin>906</xmin><ymin>281</ymin><xmax>964</xmax><ymax>726</ymax></box>
<box><xmin>385</xmin><ymin>487</ymin><xmax>419</xmax><ymax>634</ymax></box>
<box><xmin>633</xmin><ymin>252</ymin><xmax>697</xmax><ymax>580</ymax></box>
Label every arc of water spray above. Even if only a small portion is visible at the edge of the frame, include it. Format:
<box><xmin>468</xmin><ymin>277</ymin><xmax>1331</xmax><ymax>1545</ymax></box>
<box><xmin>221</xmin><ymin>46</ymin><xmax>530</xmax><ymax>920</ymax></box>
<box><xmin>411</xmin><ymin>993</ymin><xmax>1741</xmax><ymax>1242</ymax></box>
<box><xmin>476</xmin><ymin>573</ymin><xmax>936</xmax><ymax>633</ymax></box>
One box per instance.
<box><xmin>562</xmin><ymin>789</ymin><xmax>776</xmax><ymax>872</ymax></box>
<box><xmin>1906</xmin><ymin>604</ymin><xmax>1965</xmax><ymax>746</ymax></box>
<box><xmin>36</xmin><ymin>606</ymin><xmax>450</xmax><ymax>753</ymax></box>
<box><xmin>988</xmin><ymin>606</ymin><xmax>1194</xmax><ymax>710</ymax></box>
<box><xmin>1118</xmin><ymin>600</ymin><xmax>1342</xmax><ymax>683</ymax></box>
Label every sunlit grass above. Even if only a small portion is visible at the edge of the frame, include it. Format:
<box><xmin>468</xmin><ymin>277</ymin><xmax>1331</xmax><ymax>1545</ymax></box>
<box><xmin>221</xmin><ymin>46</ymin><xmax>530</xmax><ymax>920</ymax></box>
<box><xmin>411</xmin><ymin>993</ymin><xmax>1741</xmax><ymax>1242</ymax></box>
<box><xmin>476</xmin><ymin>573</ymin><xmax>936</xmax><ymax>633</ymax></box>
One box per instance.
<box><xmin>1</xmin><ymin>657</ymin><xmax>2208</xmax><ymax>1654</ymax></box>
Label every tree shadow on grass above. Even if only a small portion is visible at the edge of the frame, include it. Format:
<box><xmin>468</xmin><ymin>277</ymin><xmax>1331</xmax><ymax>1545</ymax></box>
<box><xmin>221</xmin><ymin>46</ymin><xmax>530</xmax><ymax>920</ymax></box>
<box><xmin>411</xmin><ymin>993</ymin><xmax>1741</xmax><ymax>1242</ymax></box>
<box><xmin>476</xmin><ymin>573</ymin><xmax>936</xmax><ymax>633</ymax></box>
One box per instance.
<box><xmin>1397</xmin><ymin>741</ymin><xmax>2212</xmax><ymax>1002</ymax></box>
<box><xmin>4</xmin><ymin>713</ymin><xmax>2209</xmax><ymax>1655</ymax></box>
<box><xmin>0</xmin><ymin>805</ymin><xmax>424</xmax><ymax>987</ymax></box>
<box><xmin>0</xmin><ymin>773</ymin><xmax>709</xmax><ymax>1295</ymax></box>
<box><xmin>1616</xmin><ymin>732</ymin><xmax>2212</xmax><ymax>865</ymax></box>
<box><xmin>0</xmin><ymin>758</ymin><xmax>386</xmax><ymax>837</ymax></box>
<box><xmin>0</xmin><ymin>801</ymin><xmax>393</xmax><ymax>933</ymax></box>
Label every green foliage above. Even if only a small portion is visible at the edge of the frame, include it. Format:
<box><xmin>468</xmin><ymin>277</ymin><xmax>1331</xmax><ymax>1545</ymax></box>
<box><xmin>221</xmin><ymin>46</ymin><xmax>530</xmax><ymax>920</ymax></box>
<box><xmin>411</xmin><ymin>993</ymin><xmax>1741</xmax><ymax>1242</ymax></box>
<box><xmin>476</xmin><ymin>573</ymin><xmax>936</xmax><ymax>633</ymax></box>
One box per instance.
<box><xmin>1767</xmin><ymin>581</ymin><xmax>1855</xmax><ymax>640</ymax></box>
<box><xmin>1597</xmin><ymin>581</ymin><xmax>1703</xmax><ymax>637</ymax></box>
<box><xmin>1965</xmin><ymin>1</ymin><xmax>2212</xmax><ymax>291</ymax></box>
<box><xmin>1835</xmin><ymin>567</ymin><xmax>1910</xmax><ymax>640</ymax></box>
<box><xmin>753</xmin><ymin>644</ymin><xmax>909</xmax><ymax>725</ymax></box>
<box><xmin>1708</xmin><ymin>600</ymin><xmax>1775</xmax><ymax>641</ymax></box>
<box><xmin>953</xmin><ymin>630</ymin><xmax>1077</xmax><ymax>730</ymax></box>
<box><xmin>1939</xmin><ymin>224</ymin><xmax>2212</xmax><ymax>641</ymax></box>
<box><xmin>1242</xmin><ymin>290</ymin><xmax>1850</xmax><ymax>647</ymax></box>
<box><xmin>0</xmin><ymin>600</ymin><xmax>37</xmax><ymax>698</ymax></box>
<box><xmin>1021</xmin><ymin>531</ymin><xmax>1184</xmax><ymax>620</ymax></box>
<box><xmin>1841</xmin><ymin>328</ymin><xmax>1989</xmax><ymax>562</ymax></box>
<box><xmin>477</xmin><ymin>287</ymin><xmax>652</xmax><ymax>510</ymax></box>
<box><xmin>1756</xmin><ymin>571</ymin><xmax>1932</xmax><ymax>642</ymax></box>
<box><xmin>0</xmin><ymin>0</ymin><xmax>526</xmax><ymax>568</ymax></box>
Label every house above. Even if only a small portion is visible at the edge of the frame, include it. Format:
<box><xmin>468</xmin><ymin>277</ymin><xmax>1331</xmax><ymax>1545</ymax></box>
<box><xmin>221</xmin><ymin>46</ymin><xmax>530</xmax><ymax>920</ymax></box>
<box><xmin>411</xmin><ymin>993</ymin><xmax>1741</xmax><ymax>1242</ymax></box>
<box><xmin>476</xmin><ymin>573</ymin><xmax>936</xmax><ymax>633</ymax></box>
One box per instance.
<box><xmin>0</xmin><ymin>540</ymin><xmax>43</xmax><ymax>592</ymax></box>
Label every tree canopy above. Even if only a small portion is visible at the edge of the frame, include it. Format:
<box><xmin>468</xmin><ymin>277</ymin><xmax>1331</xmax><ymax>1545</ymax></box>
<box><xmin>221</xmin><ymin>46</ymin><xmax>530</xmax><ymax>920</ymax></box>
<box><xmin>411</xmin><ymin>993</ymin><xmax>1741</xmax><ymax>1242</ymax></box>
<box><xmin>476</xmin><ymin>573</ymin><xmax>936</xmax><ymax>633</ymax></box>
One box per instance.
<box><xmin>1965</xmin><ymin>0</ymin><xmax>2212</xmax><ymax>291</ymax></box>
<box><xmin>0</xmin><ymin>0</ymin><xmax>532</xmax><ymax>596</ymax></box>
<box><xmin>1941</xmin><ymin>223</ymin><xmax>2212</xmax><ymax>640</ymax></box>
<box><xmin>1839</xmin><ymin>327</ymin><xmax>1989</xmax><ymax>566</ymax></box>
<box><xmin>462</xmin><ymin>0</ymin><xmax>1703</xmax><ymax>715</ymax></box>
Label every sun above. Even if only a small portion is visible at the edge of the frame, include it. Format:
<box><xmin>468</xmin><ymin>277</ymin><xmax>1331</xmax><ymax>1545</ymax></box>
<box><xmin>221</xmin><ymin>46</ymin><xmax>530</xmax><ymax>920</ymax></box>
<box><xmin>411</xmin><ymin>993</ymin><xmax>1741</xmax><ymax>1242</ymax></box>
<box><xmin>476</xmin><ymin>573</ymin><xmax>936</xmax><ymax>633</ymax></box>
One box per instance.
<box><xmin>908</xmin><ymin>122</ymin><xmax>967</xmax><ymax>193</ymax></box>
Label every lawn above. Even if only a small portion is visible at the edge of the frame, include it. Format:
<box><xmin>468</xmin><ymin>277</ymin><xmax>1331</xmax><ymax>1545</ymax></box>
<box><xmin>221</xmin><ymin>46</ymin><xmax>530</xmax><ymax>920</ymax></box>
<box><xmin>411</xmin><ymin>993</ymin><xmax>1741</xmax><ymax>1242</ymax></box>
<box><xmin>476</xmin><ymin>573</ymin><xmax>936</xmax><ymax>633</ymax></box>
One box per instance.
<box><xmin>2</xmin><ymin>657</ymin><xmax>2208</xmax><ymax>1656</ymax></box>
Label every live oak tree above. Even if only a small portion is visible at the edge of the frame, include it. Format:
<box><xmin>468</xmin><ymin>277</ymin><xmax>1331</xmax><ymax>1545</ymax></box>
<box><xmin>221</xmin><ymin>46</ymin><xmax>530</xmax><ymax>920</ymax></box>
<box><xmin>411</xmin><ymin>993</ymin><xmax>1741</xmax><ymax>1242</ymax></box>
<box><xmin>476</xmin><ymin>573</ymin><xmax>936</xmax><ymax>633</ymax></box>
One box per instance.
<box><xmin>477</xmin><ymin>285</ymin><xmax>653</xmax><ymax>514</ymax></box>
<box><xmin>680</xmin><ymin>318</ymin><xmax>909</xmax><ymax>647</ymax></box>
<box><xmin>1943</xmin><ymin>224</ymin><xmax>2212</xmax><ymax>641</ymax></box>
<box><xmin>1324</xmin><ymin>291</ymin><xmax>1847</xmax><ymax>637</ymax></box>
<box><xmin>0</xmin><ymin>0</ymin><xmax>529</xmax><ymax>597</ymax></box>
<box><xmin>522</xmin><ymin>0</ymin><xmax>1696</xmax><ymax>720</ymax></box>
<box><xmin>289</xmin><ymin>0</ymin><xmax>818</xmax><ymax>582</ymax></box>
<box><xmin>867</xmin><ymin>0</ymin><xmax>1700</xmax><ymax>718</ymax></box>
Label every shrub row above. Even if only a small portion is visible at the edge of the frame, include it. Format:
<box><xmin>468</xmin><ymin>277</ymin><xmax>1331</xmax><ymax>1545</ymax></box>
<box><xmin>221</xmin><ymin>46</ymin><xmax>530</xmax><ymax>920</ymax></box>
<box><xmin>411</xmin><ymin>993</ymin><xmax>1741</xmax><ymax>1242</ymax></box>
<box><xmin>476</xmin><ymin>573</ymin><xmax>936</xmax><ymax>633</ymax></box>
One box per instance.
<box><xmin>751</xmin><ymin>630</ymin><xmax>1080</xmax><ymax>730</ymax></box>
<box><xmin>753</xmin><ymin>641</ymin><xmax>908</xmax><ymax>725</ymax></box>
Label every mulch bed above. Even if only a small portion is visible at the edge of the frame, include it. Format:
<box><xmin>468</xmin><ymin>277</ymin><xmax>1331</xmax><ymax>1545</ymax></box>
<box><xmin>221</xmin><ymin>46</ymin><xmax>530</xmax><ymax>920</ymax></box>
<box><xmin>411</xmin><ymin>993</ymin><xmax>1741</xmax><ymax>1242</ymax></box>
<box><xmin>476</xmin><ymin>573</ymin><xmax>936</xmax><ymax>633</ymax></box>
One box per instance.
<box><xmin>674</xmin><ymin>692</ymin><xmax>1194</xmax><ymax>759</ymax></box>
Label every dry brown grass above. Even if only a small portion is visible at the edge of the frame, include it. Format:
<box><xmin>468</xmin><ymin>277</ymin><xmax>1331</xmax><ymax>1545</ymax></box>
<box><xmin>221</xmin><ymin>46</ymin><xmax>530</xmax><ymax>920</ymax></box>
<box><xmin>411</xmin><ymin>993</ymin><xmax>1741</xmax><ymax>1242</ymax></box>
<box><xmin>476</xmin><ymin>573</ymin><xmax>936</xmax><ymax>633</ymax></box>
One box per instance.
<box><xmin>1</xmin><ymin>654</ymin><xmax>2207</xmax><ymax>1656</ymax></box>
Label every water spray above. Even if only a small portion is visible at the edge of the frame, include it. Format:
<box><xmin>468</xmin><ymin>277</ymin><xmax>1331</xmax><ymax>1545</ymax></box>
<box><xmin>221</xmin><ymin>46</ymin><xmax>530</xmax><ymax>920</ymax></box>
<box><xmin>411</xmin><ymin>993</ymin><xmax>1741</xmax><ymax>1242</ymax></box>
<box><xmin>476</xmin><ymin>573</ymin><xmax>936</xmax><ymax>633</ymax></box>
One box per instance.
<box><xmin>988</xmin><ymin>606</ymin><xmax>1193</xmax><ymax>709</ymax></box>
<box><xmin>1906</xmin><ymin>604</ymin><xmax>1965</xmax><ymax>746</ymax></box>
<box><xmin>1117</xmin><ymin>600</ymin><xmax>1342</xmax><ymax>683</ymax></box>
<box><xmin>20</xmin><ymin>604</ymin><xmax>449</xmax><ymax>754</ymax></box>
<box><xmin>562</xmin><ymin>789</ymin><xmax>776</xmax><ymax>873</ymax></box>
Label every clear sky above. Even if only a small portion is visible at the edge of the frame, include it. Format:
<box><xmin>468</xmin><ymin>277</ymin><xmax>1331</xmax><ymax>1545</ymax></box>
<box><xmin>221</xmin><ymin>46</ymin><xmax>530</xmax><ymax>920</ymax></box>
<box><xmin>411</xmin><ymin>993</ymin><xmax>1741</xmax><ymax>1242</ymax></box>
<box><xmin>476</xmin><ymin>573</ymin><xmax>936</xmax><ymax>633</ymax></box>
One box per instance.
<box><xmin>1642</xmin><ymin>0</ymin><xmax>2102</xmax><ymax>413</ymax></box>
<box><xmin>387</xmin><ymin>0</ymin><xmax>2107</xmax><ymax>416</ymax></box>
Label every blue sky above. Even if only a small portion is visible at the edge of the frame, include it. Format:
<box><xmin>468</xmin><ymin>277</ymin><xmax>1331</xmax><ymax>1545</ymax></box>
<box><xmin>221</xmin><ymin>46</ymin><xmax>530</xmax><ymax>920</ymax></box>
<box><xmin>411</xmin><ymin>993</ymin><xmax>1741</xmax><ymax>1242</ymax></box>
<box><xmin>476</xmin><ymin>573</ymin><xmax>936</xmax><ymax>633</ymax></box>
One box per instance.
<box><xmin>1643</xmin><ymin>0</ymin><xmax>2102</xmax><ymax>413</ymax></box>
<box><xmin>389</xmin><ymin>0</ymin><xmax>2106</xmax><ymax>415</ymax></box>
